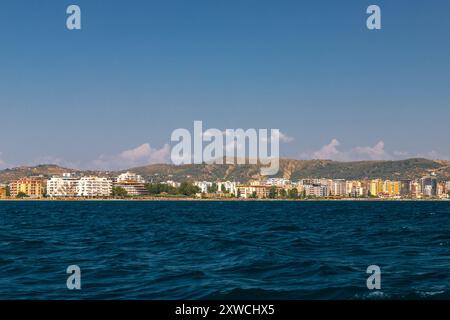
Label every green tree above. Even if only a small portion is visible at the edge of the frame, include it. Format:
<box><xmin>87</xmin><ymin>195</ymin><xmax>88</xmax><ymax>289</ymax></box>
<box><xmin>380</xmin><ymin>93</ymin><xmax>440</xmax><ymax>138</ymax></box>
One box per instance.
<box><xmin>112</xmin><ymin>186</ymin><xmax>128</xmax><ymax>198</ymax></box>
<box><xmin>288</xmin><ymin>188</ymin><xmax>298</xmax><ymax>199</ymax></box>
<box><xmin>250</xmin><ymin>191</ymin><xmax>257</xmax><ymax>199</ymax></box>
<box><xmin>268</xmin><ymin>186</ymin><xmax>277</xmax><ymax>199</ymax></box>
<box><xmin>279</xmin><ymin>189</ymin><xmax>287</xmax><ymax>198</ymax></box>
<box><xmin>236</xmin><ymin>189</ymin><xmax>241</xmax><ymax>198</ymax></box>
<box><xmin>5</xmin><ymin>186</ymin><xmax>11</xmax><ymax>197</ymax></box>
<box><xmin>16</xmin><ymin>191</ymin><xmax>28</xmax><ymax>198</ymax></box>
<box><xmin>178</xmin><ymin>182</ymin><xmax>200</xmax><ymax>196</ymax></box>
<box><xmin>209</xmin><ymin>183</ymin><xmax>218</xmax><ymax>193</ymax></box>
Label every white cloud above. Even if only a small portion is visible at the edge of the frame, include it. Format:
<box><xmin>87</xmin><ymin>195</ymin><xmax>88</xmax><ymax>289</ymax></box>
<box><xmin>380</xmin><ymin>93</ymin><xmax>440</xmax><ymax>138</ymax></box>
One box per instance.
<box><xmin>312</xmin><ymin>139</ymin><xmax>342</xmax><ymax>160</ymax></box>
<box><xmin>277</xmin><ymin>131</ymin><xmax>295</xmax><ymax>143</ymax></box>
<box><xmin>303</xmin><ymin>139</ymin><xmax>391</xmax><ymax>161</ymax></box>
<box><xmin>353</xmin><ymin>141</ymin><xmax>388</xmax><ymax>160</ymax></box>
<box><xmin>93</xmin><ymin>143</ymin><xmax>171</xmax><ymax>170</ymax></box>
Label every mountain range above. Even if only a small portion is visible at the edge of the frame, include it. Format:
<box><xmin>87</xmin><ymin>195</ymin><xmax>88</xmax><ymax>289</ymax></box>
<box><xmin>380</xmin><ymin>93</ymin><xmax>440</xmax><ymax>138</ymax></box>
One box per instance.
<box><xmin>1</xmin><ymin>158</ymin><xmax>449</xmax><ymax>184</ymax></box>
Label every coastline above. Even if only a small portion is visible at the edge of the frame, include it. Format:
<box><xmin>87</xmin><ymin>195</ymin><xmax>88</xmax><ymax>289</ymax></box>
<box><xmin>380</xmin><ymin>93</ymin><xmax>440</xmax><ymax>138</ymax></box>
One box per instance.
<box><xmin>1</xmin><ymin>198</ymin><xmax>448</xmax><ymax>202</ymax></box>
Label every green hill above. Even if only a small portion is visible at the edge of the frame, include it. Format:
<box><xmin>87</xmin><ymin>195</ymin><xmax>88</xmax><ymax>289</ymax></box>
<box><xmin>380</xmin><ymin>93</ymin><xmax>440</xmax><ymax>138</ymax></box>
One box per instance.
<box><xmin>1</xmin><ymin>158</ymin><xmax>449</xmax><ymax>184</ymax></box>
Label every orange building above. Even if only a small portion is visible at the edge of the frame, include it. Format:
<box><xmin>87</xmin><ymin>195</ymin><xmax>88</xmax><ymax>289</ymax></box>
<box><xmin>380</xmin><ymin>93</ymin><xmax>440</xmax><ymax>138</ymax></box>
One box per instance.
<box><xmin>9</xmin><ymin>177</ymin><xmax>46</xmax><ymax>198</ymax></box>
<box><xmin>0</xmin><ymin>185</ymin><xmax>7</xmax><ymax>199</ymax></box>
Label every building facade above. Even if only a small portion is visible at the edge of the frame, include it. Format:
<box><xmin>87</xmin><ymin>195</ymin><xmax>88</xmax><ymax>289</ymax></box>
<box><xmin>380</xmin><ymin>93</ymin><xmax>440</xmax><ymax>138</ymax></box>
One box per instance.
<box><xmin>76</xmin><ymin>177</ymin><xmax>112</xmax><ymax>197</ymax></box>
<box><xmin>46</xmin><ymin>173</ymin><xmax>79</xmax><ymax>197</ymax></box>
<box><xmin>9</xmin><ymin>177</ymin><xmax>46</xmax><ymax>198</ymax></box>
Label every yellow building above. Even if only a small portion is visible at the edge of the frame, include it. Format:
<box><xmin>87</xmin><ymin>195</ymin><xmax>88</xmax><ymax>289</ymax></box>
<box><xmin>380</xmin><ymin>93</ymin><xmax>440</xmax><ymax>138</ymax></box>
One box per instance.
<box><xmin>236</xmin><ymin>185</ymin><xmax>275</xmax><ymax>198</ymax></box>
<box><xmin>369</xmin><ymin>179</ymin><xmax>383</xmax><ymax>196</ymax></box>
<box><xmin>9</xmin><ymin>177</ymin><xmax>46</xmax><ymax>198</ymax></box>
<box><xmin>0</xmin><ymin>185</ymin><xmax>7</xmax><ymax>199</ymax></box>
<box><xmin>382</xmin><ymin>180</ymin><xmax>401</xmax><ymax>196</ymax></box>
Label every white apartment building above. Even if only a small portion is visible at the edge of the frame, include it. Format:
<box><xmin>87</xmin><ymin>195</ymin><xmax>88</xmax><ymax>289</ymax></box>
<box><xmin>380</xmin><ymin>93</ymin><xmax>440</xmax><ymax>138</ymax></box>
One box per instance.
<box><xmin>46</xmin><ymin>174</ymin><xmax>79</xmax><ymax>197</ymax></box>
<box><xmin>116</xmin><ymin>172</ymin><xmax>145</xmax><ymax>183</ymax></box>
<box><xmin>76</xmin><ymin>177</ymin><xmax>112</xmax><ymax>197</ymax></box>
<box><xmin>330</xmin><ymin>179</ymin><xmax>346</xmax><ymax>196</ymax></box>
<box><xmin>164</xmin><ymin>180</ymin><xmax>181</xmax><ymax>188</ymax></box>
<box><xmin>194</xmin><ymin>181</ymin><xmax>213</xmax><ymax>193</ymax></box>
<box><xmin>304</xmin><ymin>185</ymin><xmax>329</xmax><ymax>197</ymax></box>
<box><xmin>264</xmin><ymin>178</ymin><xmax>291</xmax><ymax>187</ymax></box>
<box><xmin>217</xmin><ymin>181</ymin><xmax>237</xmax><ymax>194</ymax></box>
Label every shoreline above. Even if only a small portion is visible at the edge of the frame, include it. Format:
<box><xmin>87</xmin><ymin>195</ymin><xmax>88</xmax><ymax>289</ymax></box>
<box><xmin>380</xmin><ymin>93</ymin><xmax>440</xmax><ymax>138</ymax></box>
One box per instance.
<box><xmin>0</xmin><ymin>198</ymin><xmax>448</xmax><ymax>202</ymax></box>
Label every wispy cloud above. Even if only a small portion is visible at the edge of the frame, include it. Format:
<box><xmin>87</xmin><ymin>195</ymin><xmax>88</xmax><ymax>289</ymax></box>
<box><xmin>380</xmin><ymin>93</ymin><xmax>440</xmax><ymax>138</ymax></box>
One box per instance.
<box><xmin>92</xmin><ymin>143</ymin><xmax>171</xmax><ymax>170</ymax></box>
<box><xmin>301</xmin><ymin>139</ymin><xmax>449</xmax><ymax>161</ymax></box>
<box><xmin>302</xmin><ymin>139</ymin><xmax>393</xmax><ymax>161</ymax></box>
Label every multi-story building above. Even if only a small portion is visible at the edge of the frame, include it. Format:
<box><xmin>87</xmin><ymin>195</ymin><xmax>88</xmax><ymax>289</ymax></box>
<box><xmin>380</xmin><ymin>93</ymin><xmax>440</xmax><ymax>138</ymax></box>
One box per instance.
<box><xmin>304</xmin><ymin>184</ymin><xmax>328</xmax><ymax>197</ymax></box>
<box><xmin>114</xmin><ymin>181</ymin><xmax>148</xmax><ymax>196</ymax></box>
<box><xmin>382</xmin><ymin>180</ymin><xmax>401</xmax><ymax>196</ymax></box>
<box><xmin>330</xmin><ymin>179</ymin><xmax>346</xmax><ymax>196</ymax></box>
<box><xmin>164</xmin><ymin>180</ymin><xmax>181</xmax><ymax>188</ymax></box>
<box><xmin>114</xmin><ymin>171</ymin><xmax>148</xmax><ymax>196</ymax></box>
<box><xmin>46</xmin><ymin>173</ymin><xmax>79</xmax><ymax>197</ymax></box>
<box><xmin>437</xmin><ymin>182</ymin><xmax>446</xmax><ymax>197</ymax></box>
<box><xmin>116</xmin><ymin>172</ymin><xmax>145</xmax><ymax>184</ymax></box>
<box><xmin>264</xmin><ymin>178</ymin><xmax>291</xmax><ymax>187</ymax></box>
<box><xmin>194</xmin><ymin>181</ymin><xmax>213</xmax><ymax>193</ymax></box>
<box><xmin>217</xmin><ymin>181</ymin><xmax>237</xmax><ymax>194</ymax></box>
<box><xmin>0</xmin><ymin>184</ymin><xmax>7</xmax><ymax>199</ymax></box>
<box><xmin>421</xmin><ymin>175</ymin><xmax>438</xmax><ymax>197</ymax></box>
<box><xmin>9</xmin><ymin>177</ymin><xmax>46</xmax><ymax>198</ymax></box>
<box><xmin>236</xmin><ymin>185</ymin><xmax>272</xmax><ymax>199</ymax></box>
<box><xmin>400</xmin><ymin>180</ymin><xmax>412</xmax><ymax>196</ymax></box>
<box><xmin>445</xmin><ymin>181</ymin><xmax>450</xmax><ymax>194</ymax></box>
<box><xmin>76</xmin><ymin>177</ymin><xmax>112</xmax><ymax>197</ymax></box>
<box><xmin>411</xmin><ymin>181</ymin><xmax>421</xmax><ymax>198</ymax></box>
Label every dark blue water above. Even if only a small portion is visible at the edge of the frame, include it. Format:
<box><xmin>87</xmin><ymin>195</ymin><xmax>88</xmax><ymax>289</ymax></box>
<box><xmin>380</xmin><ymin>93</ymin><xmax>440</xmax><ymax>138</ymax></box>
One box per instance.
<box><xmin>0</xmin><ymin>201</ymin><xmax>449</xmax><ymax>299</ymax></box>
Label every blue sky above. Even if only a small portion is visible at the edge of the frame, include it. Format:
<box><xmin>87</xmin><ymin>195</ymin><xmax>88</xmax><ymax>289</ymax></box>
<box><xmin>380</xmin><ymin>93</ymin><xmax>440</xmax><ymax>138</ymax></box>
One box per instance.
<box><xmin>0</xmin><ymin>0</ymin><xmax>449</xmax><ymax>169</ymax></box>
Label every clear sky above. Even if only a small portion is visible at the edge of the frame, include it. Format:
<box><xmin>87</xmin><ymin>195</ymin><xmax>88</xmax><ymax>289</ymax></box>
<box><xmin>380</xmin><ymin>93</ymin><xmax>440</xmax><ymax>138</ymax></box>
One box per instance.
<box><xmin>0</xmin><ymin>0</ymin><xmax>449</xmax><ymax>170</ymax></box>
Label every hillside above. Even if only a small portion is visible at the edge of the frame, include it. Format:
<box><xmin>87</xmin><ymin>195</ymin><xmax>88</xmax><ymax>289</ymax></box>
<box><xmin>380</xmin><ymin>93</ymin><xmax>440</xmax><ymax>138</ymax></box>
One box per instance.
<box><xmin>0</xmin><ymin>165</ymin><xmax>110</xmax><ymax>184</ymax></box>
<box><xmin>130</xmin><ymin>158</ymin><xmax>450</xmax><ymax>182</ymax></box>
<box><xmin>1</xmin><ymin>159</ymin><xmax>449</xmax><ymax>184</ymax></box>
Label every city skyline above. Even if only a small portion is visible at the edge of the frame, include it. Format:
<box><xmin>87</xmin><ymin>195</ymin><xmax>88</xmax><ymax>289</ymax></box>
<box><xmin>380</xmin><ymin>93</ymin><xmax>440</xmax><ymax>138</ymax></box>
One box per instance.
<box><xmin>1</xmin><ymin>0</ymin><xmax>450</xmax><ymax>170</ymax></box>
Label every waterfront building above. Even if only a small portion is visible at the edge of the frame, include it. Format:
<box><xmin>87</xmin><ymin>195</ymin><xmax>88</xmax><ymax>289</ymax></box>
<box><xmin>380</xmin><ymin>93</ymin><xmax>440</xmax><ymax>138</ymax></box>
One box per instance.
<box><xmin>350</xmin><ymin>186</ymin><xmax>365</xmax><ymax>197</ymax></box>
<box><xmin>423</xmin><ymin>185</ymin><xmax>433</xmax><ymax>197</ymax></box>
<box><xmin>217</xmin><ymin>181</ymin><xmax>237</xmax><ymax>194</ymax></box>
<box><xmin>330</xmin><ymin>179</ymin><xmax>346</xmax><ymax>196</ymax></box>
<box><xmin>194</xmin><ymin>181</ymin><xmax>213</xmax><ymax>193</ymax></box>
<box><xmin>0</xmin><ymin>185</ymin><xmax>7</xmax><ymax>199</ymax></box>
<box><xmin>114</xmin><ymin>181</ymin><xmax>148</xmax><ymax>196</ymax></box>
<box><xmin>116</xmin><ymin>172</ymin><xmax>146</xmax><ymax>184</ymax></box>
<box><xmin>9</xmin><ymin>177</ymin><xmax>46</xmax><ymax>198</ymax></box>
<box><xmin>264</xmin><ymin>178</ymin><xmax>291</xmax><ymax>187</ymax></box>
<box><xmin>304</xmin><ymin>184</ymin><xmax>328</xmax><ymax>197</ymax></box>
<box><xmin>446</xmin><ymin>181</ymin><xmax>450</xmax><ymax>194</ymax></box>
<box><xmin>163</xmin><ymin>180</ymin><xmax>181</xmax><ymax>188</ymax></box>
<box><xmin>346</xmin><ymin>181</ymin><xmax>363</xmax><ymax>196</ymax></box>
<box><xmin>46</xmin><ymin>173</ymin><xmax>79</xmax><ymax>197</ymax></box>
<box><xmin>411</xmin><ymin>181</ymin><xmax>421</xmax><ymax>198</ymax></box>
<box><xmin>421</xmin><ymin>174</ymin><xmax>438</xmax><ymax>196</ymax></box>
<box><xmin>400</xmin><ymin>180</ymin><xmax>412</xmax><ymax>196</ymax></box>
<box><xmin>437</xmin><ymin>182</ymin><xmax>446</xmax><ymax>197</ymax></box>
<box><xmin>114</xmin><ymin>171</ymin><xmax>147</xmax><ymax>196</ymax></box>
<box><xmin>76</xmin><ymin>177</ymin><xmax>112</xmax><ymax>197</ymax></box>
<box><xmin>236</xmin><ymin>185</ymin><xmax>272</xmax><ymax>199</ymax></box>
<box><xmin>382</xmin><ymin>180</ymin><xmax>401</xmax><ymax>196</ymax></box>
<box><xmin>369</xmin><ymin>179</ymin><xmax>383</xmax><ymax>197</ymax></box>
